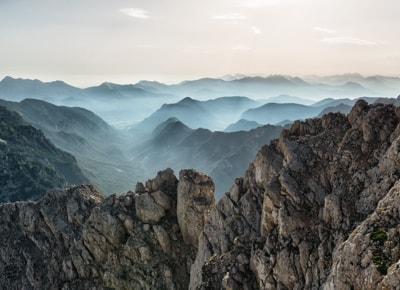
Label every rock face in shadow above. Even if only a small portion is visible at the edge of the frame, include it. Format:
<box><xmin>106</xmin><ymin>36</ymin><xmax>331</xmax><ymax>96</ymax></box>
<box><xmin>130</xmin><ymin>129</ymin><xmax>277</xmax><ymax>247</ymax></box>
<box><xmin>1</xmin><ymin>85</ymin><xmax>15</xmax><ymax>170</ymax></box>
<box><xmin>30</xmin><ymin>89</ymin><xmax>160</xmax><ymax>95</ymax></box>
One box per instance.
<box><xmin>0</xmin><ymin>169</ymin><xmax>198</xmax><ymax>290</ymax></box>
<box><xmin>190</xmin><ymin>101</ymin><xmax>400</xmax><ymax>289</ymax></box>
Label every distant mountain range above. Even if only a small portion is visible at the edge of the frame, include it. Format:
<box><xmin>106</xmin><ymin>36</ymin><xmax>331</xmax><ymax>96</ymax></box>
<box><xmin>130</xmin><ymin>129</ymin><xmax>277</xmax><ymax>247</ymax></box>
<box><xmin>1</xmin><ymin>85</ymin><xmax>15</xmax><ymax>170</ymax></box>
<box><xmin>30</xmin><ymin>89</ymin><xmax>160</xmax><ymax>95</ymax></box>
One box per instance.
<box><xmin>0</xmin><ymin>76</ymin><xmax>84</xmax><ymax>102</ymax></box>
<box><xmin>1</xmin><ymin>74</ymin><xmax>399</xmax><ymax>127</ymax></box>
<box><xmin>0</xmin><ymin>106</ymin><xmax>87</xmax><ymax>202</ymax></box>
<box><xmin>305</xmin><ymin>73</ymin><xmax>400</xmax><ymax>96</ymax></box>
<box><xmin>241</xmin><ymin>96</ymin><xmax>400</xmax><ymax>125</ymax></box>
<box><xmin>131</xmin><ymin>94</ymin><xmax>400</xmax><ymax>134</ymax></box>
<box><xmin>130</xmin><ymin>118</ymin><xmax>283</xmax><ymax>196</ymax></box>
<box><xmin>136</xmin><ymin>74</ymin><xmax>399</xmax><ymax>100</ymax></box>
<box><xmin>0</xmin><ymin>76</ymin><xmax>179</xmax><ymax>127</ymax></box>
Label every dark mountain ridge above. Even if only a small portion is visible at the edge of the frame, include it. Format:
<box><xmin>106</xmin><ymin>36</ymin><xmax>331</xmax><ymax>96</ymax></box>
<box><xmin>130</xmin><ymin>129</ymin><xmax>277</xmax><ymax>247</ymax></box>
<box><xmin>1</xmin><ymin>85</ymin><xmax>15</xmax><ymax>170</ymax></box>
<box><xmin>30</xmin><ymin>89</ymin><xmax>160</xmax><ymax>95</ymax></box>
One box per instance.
<box><xmin>0</xmin><ymin>106</ymin><xmax>87</xmax><ymax>202</ymax></box>
<box><xmin>0</xmin><ymin>98</ymin><xmax>142</xmax><ymax>194</ymax></box>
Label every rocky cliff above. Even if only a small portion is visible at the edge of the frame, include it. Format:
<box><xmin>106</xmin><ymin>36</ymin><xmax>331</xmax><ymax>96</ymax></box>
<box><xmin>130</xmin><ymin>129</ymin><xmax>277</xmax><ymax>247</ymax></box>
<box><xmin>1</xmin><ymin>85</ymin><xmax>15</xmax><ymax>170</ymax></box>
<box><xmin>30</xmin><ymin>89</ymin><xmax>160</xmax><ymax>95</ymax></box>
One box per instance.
<box><xmin>2</xmin><ymin>101</ymin><xmax>400</xmax><ymax>289</ymax></box>
<box><xmin>190</xmin><ymin>100</ymin><xmax>400</xmax><ymax>289</ymax></box>
<box><xmin>0</xmin><ymin>169</ymin><xmax>215</xmax><ymax>290</ymax></box>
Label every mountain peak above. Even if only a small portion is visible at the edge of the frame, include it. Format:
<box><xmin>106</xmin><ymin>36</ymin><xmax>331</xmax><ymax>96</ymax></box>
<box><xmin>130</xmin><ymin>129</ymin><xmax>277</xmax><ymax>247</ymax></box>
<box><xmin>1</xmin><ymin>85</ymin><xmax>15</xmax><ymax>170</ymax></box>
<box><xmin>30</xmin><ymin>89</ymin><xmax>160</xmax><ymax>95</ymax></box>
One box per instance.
<box><xmin>151</xmin><ymin>117</ymin><xmax>192</xmax><ymax>144</ymax></box>
<box><xmin>0</xmin><ymin>76</ymin><xmax>42</xmax><ymax>85</ymax></box>
<box><xmin>1</xmin><ymin>76</ymin><xmax>15</xmax><ymax>83</ymax></box>
<box><xmin>153</xmin><ymin>117</ymin><xmax>190</xmax><ymax>135</ymax></box>
<box><xmin>99</xmin><ymin>82</ymin><xmax>117</xmax><ymax>89</ymax></box>
<box><xmin>177</xmin><ymin>97</ymin><xmax>198</xmax><ymax>104</ymax></box>
<box><xmin>136</xmin><ymin>80</ymin><xmax>166</xmax><ymax>86</ymax></box>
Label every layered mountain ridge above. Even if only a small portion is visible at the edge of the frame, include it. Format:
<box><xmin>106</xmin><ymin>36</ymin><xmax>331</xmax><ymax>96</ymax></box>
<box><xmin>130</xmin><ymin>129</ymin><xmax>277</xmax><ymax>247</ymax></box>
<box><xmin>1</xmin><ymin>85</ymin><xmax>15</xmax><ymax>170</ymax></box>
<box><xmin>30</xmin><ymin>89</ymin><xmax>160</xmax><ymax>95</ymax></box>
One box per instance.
<box><xmin>130</xmin><ymin>118</ymin><xmax>283</xmax><ymax>196</ymax></box>
<box><xmin>2</xmin><ymin>75</ymin><xmax>399</xmax><ymax>127</ymax></box>
<box><xmin>1</xmin><ymin>101</ymin><xmax>400</xmax><ymax>289</ymax></box>
<box><xmin>131</xmin><ymin>96</ymin><xmax>260</xmax><ymax>132</ymax></box>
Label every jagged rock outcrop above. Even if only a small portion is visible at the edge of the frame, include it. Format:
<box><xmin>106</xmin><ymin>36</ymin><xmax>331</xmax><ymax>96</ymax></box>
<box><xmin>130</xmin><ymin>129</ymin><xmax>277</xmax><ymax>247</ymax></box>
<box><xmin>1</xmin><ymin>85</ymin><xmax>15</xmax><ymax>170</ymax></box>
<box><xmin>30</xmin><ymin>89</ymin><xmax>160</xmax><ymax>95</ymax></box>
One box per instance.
<box><xmin>177</xmin><ymin>170</ymin><xmax>215</xmax><ymax>247</ymax></box>
<box><xmin>0</xmin><ymin>169</ymin><xmax>197</xmax><ymax>290</ymax></box>
<box><xmin>190</xmin><ymin>100</ymin><xmax>400</xmax><ymax>289</ymax></box>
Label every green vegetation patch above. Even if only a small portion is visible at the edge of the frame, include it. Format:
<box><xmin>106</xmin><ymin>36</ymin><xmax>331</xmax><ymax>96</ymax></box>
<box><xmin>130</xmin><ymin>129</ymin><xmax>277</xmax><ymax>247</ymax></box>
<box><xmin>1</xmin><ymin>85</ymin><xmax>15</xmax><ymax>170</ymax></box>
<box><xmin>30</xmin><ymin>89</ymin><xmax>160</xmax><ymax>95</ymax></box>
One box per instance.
<box><xmin>370</xmin><ymin>229</ymin><xmax>388</xmax><ymax>242</ymax></box>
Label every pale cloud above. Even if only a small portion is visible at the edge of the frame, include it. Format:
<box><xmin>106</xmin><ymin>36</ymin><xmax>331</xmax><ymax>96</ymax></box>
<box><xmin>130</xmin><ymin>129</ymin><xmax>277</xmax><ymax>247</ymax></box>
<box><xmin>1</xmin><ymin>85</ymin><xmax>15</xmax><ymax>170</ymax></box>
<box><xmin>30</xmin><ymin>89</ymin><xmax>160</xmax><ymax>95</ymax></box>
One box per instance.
<box><xmin>316</xmin><ymin>27</ymin><xmax>384</xmax><ymax>46</ymax></box>
<box><xmin>213</xmin><ymin>13</ymin><xmax>247</xmax><ymax>20</ymax></box>
<box><xmin>314</xmin><ymin>26</ymin><xmax>336</xmax><ymax>34</ymax></box>
<box><xmin>322</xmin><ymin>37</ymin><xmax>377</xmax><ymax>46</ymax></box>
<box><xmin>120</xmin><ymin>8</ymin><xmax>149</xmax><ymax>19</ymax></box>
<box><xmin>251</xmin><ymin>26</ymin><xmax>262</xmax><ymax>34</ymax></box>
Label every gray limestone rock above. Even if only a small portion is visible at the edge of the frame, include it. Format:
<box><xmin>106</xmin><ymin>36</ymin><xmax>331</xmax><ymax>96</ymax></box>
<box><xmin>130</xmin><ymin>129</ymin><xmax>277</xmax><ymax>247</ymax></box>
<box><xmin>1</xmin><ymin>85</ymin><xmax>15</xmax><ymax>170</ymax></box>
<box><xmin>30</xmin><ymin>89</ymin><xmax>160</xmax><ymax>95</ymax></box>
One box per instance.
<box><xmin>177</xmin><ymin>169</ymin><xmax>216</xmax><ymax>248</ymax></box>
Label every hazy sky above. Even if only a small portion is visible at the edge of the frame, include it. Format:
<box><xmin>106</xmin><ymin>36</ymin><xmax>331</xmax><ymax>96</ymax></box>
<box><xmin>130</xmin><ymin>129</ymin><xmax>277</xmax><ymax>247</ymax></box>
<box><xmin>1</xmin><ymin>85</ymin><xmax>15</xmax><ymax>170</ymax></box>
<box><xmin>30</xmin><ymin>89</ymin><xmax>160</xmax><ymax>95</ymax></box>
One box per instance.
<box><xmin>1</xmin><ymin>0</ymin><xmax>399</xmax><ymax>86</ymax></box>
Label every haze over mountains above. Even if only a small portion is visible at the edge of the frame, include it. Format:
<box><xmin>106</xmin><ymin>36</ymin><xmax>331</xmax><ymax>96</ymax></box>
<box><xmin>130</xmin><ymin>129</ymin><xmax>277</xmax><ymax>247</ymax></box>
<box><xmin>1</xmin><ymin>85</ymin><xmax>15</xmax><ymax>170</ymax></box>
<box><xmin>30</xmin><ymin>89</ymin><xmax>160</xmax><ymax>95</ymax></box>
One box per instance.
<box><xmin>130</xmin><ymin>118</ymin><xmax>283</xmax><ymax>196</ymax></box>
<box><xmin>131</xmin><ymin>96</ymin><xmax>261</xmax><ymax>132</ymax></box>
<box><xmin>0</xmin><ymin>74</ymin><xmax>399</xmax><ymax>201</ymax></box>
<box><xmin>1</xmin><ymin>74</ymin><xmax>400</xmax><ymax>128</ymax></box>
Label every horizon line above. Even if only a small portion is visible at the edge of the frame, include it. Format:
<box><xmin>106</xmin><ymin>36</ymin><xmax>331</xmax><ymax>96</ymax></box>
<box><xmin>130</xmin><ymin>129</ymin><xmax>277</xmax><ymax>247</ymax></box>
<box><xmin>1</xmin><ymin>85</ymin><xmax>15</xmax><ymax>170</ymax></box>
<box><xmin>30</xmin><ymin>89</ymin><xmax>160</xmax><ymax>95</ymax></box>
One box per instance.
<box><xmin>1</xmin><ymin>72</ymin><xmax>400</xmax><ymax>89</ymax></box>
